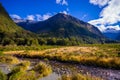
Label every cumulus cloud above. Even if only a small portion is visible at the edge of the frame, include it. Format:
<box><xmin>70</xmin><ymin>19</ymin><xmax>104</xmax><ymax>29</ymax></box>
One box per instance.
<box><xmin>10</xmin><ymin>14</ymin><xmax>21</xmax><ymax>19</ymax></box>
<box><xmin>89</xmin><ymin>0</ymin><xmax>110</xmax><ymax>7</ymax></box>
<box><xmin>26</xmin><ymin>15</ymin><xmax>35</xmax><ymax>21</ymax></box>
<box><xmin>88</xmin><ymin>0</ymin><xmax>120</xmax><ymax>32</ymax></box>
<box><xmin>56</xmin><ymin>0</ymin><xmax>68</xmax><ymax>6</ymax></box>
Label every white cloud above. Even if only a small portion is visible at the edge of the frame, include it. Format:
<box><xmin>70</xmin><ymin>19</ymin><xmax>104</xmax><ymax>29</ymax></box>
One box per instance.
<box><xmin>42</xmin><ymin>14</ymin><xmax>51</xmax><ymax>20</ymax></box>
<box><xmin>26</xmin><ymin>15</ymin><xmax>35</xmax><ymax>21</ymax></box>
<box><xmin>62</xmin><ymin>0</ymin><xmax>68</xmax><ymax>5</ymax></box>
<box><xmin>26</xmin><ymin>14</ymin><xmax>51</xmax><ymax>21</ymax></box>
<box><xmin>106</xmin><ymin>25</ymin><xmax>120</xmax><ymax>31</ymax></box>
<box><xmin>62</xmin><ymin>11</ymin><xmax>68</xmax><ymax>14</ymax></box>
<box><xmin>100</xmin><ymin>0</ymin><xmax>120</xmax><ymax>25</ymax></box>
<box><xmin>10</xmin><ymin>14</ymin><xmax>25</xmax><ymax>23</ymax></box>
<box><xmin>56</xmin><ymin>0</ymin><xmax>68</xmax><ymax>6</ymax></box>
<box><xmin>10</xmin><ymin>14</ymin><xmax>21</xmax><ymax>19</ymax></box>
<box><xmin>89</xmin><ymin>0</ymin><xmax>120</xmax><ymax>32</ymax></box>
<box><xmin>10</xmin><ymin>13</ymin><xmax>52</xmax><ymax>22</ymax></box>
<box><xmin>36</xmin><ymin>13</ymin><xmax>51</xmax><ymax>21</ymax></box>
<box><xmin>60</xmin><ymin>8</ymin><xmax>69</xmax><ymax>15</ymax></box>
<box><xmin>36</xmin><ymin>14</ymin><xmax>42</xmax><ymax>21</ymax></box>
<box><xmin>89</xmin><ymin>0</ymin><xmax>110</xmax><ymax>7</ymax></box>
<box><xmin>56</xmin><ymin>0</ymin><xmax>61</xmax><ymax>4</ymax></box>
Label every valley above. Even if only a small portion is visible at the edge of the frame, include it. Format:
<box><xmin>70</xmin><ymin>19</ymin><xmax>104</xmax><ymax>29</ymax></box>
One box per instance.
<box><xmin>0</xmin><ymin>2</ymin><xmax>120</xmax><ymax>80</ymax></box>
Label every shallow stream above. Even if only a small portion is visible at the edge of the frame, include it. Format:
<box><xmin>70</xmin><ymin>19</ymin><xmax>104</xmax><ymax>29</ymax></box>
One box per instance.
<box><xmin>0</xmin><ymin>58</ymin><xmax>120</xmax><ymax>80</ymax></box>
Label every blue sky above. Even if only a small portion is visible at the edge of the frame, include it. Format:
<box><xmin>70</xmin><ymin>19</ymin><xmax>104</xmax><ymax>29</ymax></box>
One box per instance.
<box><xmin>0</xmin><ymin>0</ymin><xmax>120</xmax><ymax>32</ymax></box>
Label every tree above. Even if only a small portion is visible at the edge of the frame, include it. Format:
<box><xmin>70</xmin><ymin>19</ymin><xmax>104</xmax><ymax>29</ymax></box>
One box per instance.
<box><xmin>2</xmin><ymin>38</ymin><xmax>14</xmax><ymax>46</ymax></box>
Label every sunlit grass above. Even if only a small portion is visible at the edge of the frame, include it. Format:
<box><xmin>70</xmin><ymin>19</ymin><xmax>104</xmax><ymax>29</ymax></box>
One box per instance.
<box><xmin>3</xmin><ymin>44</ymin><xmax>120</xmax><ymax>69</ymax></box>
<box><xmin>59</xmin><ymin>73</ymin><xmax>101</xmax><ymax>80</ymax></box>
<box><xmin>0</xmin><ymin>55</ymin><xmax>19</xmax><ymax>64</ymax></box>
<box><xmin>7</xmin><ymin>61</ymin><xmax>52</xmax><ymax>80</ymax></box>
<box><xmin>32</xmin><ymin>62</ymin><xmax>52</xmax><ymax>78</ymax></box>
<box><xmin>0</xmin><ymin>70</ymin><xmax>7</xmax><ymax>80</ymax></box>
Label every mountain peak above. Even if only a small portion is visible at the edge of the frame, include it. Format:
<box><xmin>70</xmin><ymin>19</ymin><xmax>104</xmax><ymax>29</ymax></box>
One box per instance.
<box><xmin>56</xmin><ymin>13</ymin><xmax>68</xmax><ymax>16</ymax></box>
<box><xmin>51</xmin><ymin>13</ymin><xmax>71</xmax><ymax>20</ymax></box>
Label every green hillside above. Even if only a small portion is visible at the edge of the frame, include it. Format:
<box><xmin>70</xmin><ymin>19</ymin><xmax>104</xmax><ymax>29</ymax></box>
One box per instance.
<box><xmin>0</xmin><ymin>4</ymin><xmax>38</xmax><ymax>46</ymax></box>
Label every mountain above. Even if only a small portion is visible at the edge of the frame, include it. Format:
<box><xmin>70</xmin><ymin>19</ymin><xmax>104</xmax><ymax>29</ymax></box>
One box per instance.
<box><xmin>116</xmin><ymin>33</ymin><xmax>120</xmax><ymax>40</ymax></box>
<box><xmin>17</xmin><ymin>13</ymin><xmax>106</xmax><ymax>44</ymax></box>
<box><xmin>0</xmin><ymin>4</ymin><xmax>38</xmax><ymax>46</ymax></box>
<box><xmin>103</xmin><ymin>28</ymin><xmax>120</xmax><ymax>40</ymax></box>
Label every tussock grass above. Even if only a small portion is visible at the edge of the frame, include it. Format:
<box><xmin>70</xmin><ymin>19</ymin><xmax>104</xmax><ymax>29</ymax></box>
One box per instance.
<box><xmin>8</xmin><ymin>61</ymin><xmax>52</xmax><ymax>80</ymax></box>
<box><xmin>4</xmin><ymin>44</ymin><xmax>120</xmax><ymax>69</ymax></box>
<box><xmin>8</xmin><ymin>60</ymin><xmax>37</xmax><ymax>80</ymax></box>
<box><xmin>32</xmin><ymin>62</ymin><xmax>52</xmax><ymax>78</ymax></box>
<box><xmin>0</xmin><ymin>56</ymin><xmax>19</xmax><ymax>64</ymax></box>
<box><xmin>0</xmin><ymin>70</ymin><xmax>7</xmax><ymax>80</ymax></box>
<box><xmin>9</xmin><ymin>71</ymin><xmax>36</xmax><ymax>80</ymax></box>
<box><xmin>59</xmin><ymin>73</ymin><xmax>101</xmax><ymax>80</ymax></box>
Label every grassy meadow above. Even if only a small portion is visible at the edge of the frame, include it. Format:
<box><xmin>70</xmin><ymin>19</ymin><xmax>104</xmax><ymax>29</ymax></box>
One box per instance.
<box><xmin>2</xmin><ymin>44</ymin><xmax>120</xmax><ymax>69</ymax></box>
<box><xmin>0</xmin><ymin>44</ymin><xmax>120</xmax><ymax>80</ymax></box>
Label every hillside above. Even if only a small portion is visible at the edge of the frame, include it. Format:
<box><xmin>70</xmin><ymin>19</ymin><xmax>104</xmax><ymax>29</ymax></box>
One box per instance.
<box><xmin>0</xmin><ymin>4</ymin><xmax>38</xmax><ymax>46</ymax></box>
<box><xmin>18</xmin><ymin>13</ymin><xmax>106</xmax><ymax>44</ymax></box>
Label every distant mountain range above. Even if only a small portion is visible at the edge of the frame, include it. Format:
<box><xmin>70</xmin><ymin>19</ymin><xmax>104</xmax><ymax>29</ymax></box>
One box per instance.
<box><xmin>116</xmin><ymin>33</ymin><xmax>120</xmax><ymax>40</ymax></box>
<box><xmin>103</xmin><ymin>28</ymin><xmax>120</xmax><ymax>40</ymax></box>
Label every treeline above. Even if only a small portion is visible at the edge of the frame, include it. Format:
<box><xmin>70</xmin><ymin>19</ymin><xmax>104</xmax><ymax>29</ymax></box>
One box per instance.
<box><xmin>1</xmin><ymin>37</ymin><xmax>119</xmax><ymax>46</ymax></box>
<box><xmin>0</xmin><ymin>35</ymin><xmax>100</xmax><ymax>46</ymax></box>
<box><xmin>0</xmin><ymin>37</ymin><xmax>79</xmax><ymax>46</ymax></box>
